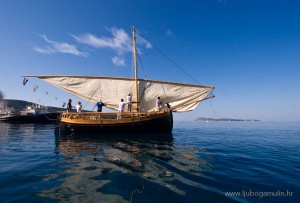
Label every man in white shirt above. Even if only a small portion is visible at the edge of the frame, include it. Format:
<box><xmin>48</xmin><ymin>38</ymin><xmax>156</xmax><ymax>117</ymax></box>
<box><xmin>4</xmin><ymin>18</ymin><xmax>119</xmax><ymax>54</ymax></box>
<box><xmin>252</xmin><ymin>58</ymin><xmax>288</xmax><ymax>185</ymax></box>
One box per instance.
<box><xmin>155</xmin><ymin>97</ymin><xmax>162</xmax><ymax>111</ymax></box>
<box><xmin>76</xmin><ymin>101</ymin><xmax>82</xmax><ymax>113</ymax></box>
<box><xmin>126</xmin><ymin>93</ymin><xmax>132</xmax><ymax>112</ymax></box>
<box><xmin>117</xmin><ymin>99</ymin><xmax>125</xmax><ymax>118</ymax></box>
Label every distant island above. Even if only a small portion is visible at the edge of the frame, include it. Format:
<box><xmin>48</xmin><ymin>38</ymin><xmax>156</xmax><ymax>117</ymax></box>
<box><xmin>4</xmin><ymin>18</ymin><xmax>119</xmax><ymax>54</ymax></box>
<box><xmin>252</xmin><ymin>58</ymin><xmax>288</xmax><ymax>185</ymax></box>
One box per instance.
<box><xmin>195</xmin><ymin>117</ymin><xmax>260</xmax><ymax>122</ymax></box>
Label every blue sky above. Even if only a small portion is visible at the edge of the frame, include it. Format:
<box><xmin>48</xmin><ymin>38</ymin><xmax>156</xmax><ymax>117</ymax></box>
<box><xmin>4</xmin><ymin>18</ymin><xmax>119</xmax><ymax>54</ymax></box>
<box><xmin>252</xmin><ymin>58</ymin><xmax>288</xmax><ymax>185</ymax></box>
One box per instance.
<box><xmin>0</xmin><ymin>0</ymin><xmax>299</xmax><ymax>121</ymax></box>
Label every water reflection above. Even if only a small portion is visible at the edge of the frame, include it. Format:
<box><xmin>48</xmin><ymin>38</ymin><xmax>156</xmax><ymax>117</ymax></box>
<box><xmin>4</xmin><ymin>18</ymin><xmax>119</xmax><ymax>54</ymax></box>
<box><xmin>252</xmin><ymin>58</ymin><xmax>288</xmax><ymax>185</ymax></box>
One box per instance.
<box><xmin>0</xmin><ymin>122</ymin><xmax>36</xmax><ymax>135</ymax></box>
<box><xmin>0</xmin><ymin>123</ymin><xmax>54</xmax><ymax>145</ymax></box>
<box><xmin>37</xmin><ymin>131</ymin><xmax>218</xmax><ymax>203</ymax></box>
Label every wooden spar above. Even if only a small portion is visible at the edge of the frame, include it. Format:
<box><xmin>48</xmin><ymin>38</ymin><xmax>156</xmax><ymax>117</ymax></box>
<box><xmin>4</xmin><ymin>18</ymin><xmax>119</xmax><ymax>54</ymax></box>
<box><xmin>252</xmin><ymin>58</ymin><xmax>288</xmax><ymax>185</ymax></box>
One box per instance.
<box><xmin>132</xmin><ymin>27</ymin><xmax>139</xmax><ymax>112</ymax></box>
<box><xmin>22</xmin><ymin>75</ymin><xmax>214</xmax><ymax>89</ymax></box>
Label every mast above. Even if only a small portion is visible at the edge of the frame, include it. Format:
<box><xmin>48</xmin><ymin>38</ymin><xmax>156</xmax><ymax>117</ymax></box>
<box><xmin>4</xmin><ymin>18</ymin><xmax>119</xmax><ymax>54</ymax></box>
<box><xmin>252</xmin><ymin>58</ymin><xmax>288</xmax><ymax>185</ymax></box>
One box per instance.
<box><xmin>132</xmin><ymin>27</ymin><xmax>139</xmax><ymax>112</ymax></box>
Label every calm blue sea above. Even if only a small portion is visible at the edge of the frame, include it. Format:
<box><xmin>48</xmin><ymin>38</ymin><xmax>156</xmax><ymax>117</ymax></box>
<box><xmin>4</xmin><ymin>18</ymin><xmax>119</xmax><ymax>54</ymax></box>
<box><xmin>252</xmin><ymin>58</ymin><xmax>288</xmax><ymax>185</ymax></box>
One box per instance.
<box><xmin>0</xmin><ymin>121</ymin><xmax>299</xmax><ymax>203</ymax></box>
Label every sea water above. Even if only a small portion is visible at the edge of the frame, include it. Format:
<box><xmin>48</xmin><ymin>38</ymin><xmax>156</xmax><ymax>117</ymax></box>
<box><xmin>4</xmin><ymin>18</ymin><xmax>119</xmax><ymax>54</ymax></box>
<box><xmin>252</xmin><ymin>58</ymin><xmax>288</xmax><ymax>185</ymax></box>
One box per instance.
<box><xmin>0</xmin><ymin>121</ymin><xmax>299</xmax><ymax>203</ymax></box>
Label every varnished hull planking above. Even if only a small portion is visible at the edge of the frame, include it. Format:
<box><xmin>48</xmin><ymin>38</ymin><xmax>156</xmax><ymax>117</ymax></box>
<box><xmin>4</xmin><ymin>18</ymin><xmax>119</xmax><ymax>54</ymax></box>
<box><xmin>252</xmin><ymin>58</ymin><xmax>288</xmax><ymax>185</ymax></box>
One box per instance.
<box><xmin>58</xmin><ymin>111</ymin><xmax>173</xmax><ymax>133</ymax></box>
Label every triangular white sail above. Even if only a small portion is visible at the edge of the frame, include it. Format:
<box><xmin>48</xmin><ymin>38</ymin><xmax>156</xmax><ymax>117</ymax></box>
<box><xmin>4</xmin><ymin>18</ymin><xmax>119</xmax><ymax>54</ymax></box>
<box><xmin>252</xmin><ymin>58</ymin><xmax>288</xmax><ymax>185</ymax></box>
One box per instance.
<box><xmin>33</xmin><ymin>75</ymin><xmax>214</xmax><ymax>112</ymax></box>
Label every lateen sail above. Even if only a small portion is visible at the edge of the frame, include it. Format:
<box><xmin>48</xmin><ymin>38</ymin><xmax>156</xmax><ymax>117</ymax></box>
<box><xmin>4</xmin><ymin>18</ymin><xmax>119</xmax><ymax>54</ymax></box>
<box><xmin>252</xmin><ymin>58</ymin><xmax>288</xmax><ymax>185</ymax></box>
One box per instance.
<box><xmin>33</xmin><ymin>75</ymin><xmax>214</xmax><ymax>112</ymax></box>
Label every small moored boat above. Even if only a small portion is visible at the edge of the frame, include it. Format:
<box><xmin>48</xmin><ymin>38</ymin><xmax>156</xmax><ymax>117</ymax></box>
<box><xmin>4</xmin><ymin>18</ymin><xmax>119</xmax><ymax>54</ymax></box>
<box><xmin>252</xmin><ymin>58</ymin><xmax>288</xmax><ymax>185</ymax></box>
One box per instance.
<box><xmin>0</xmin><ymin>105</ymin><xmax>60</xmax><ymax>123</ymax></box>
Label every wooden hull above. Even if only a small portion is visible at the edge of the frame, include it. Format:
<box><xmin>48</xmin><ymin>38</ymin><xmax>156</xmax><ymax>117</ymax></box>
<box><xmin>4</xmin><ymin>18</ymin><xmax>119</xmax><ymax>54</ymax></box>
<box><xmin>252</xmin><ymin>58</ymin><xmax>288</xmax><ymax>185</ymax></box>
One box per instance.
<box><xmin>58</xmin><ymin>110</ymin><xmax>173</xmax><ymax>133</ymax></box>
<box><xmin>0</xmin><ymin>113</ymin><xmax>60</xmax><ymax>123</ymax></box>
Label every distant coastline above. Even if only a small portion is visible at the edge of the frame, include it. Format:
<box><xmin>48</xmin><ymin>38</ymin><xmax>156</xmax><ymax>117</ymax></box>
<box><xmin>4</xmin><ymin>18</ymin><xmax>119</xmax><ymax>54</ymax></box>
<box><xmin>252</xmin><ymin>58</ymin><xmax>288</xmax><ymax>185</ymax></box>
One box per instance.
<box><xmin>195</xmin><ymin>117</ymin><xmax>260</xmax><ymax>122</ymax></box>
<box><xmin>1</xmin><ymin>99</ymin><xmax>65</xmax><ymax>113</ymax></box>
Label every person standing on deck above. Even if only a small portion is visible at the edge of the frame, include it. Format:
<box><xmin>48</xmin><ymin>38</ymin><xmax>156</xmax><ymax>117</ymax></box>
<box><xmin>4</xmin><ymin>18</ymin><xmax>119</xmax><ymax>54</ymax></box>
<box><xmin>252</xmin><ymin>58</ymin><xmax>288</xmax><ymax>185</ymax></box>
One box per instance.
<box><xmin>117</xmin><ymin>99</ymin><xmax>125</xmax><ymax>119</ymax></box>
<box><xmin>76</xmin><ymin>101</ymin><xmax>82</xmax><ymax>113</ymax></box>
<box><xmin>155</xmin><ymin>97</ymin><xmax>162</xmax><ymax>111</ymax></box>
<box><xmin>126</xmin><ymin>93</ymin><xmax>132</xmax><ymax>112</ymax></box>
<box><xmin>67</xmin><ymin>99</ymin><xmax>72</xmax><ymax>112</ymax></box>
<box><xmin>95</xmin><ymin>100</ymin><xmax>105</xmax><ymax>112</ymax></box>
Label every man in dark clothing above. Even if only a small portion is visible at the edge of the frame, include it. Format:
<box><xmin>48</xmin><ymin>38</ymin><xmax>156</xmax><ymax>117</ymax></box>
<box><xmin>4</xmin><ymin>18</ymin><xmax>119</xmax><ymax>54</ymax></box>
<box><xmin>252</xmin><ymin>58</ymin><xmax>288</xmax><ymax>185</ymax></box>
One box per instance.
<box><xmin>95</xmin><ymin>100</ymin><xmax>105</xmax><ymax>112</ymax></box>
<box><xmin>67</xmin><ymin>99</ymin><xmax>72</xmax><ymax>112</ymax></box>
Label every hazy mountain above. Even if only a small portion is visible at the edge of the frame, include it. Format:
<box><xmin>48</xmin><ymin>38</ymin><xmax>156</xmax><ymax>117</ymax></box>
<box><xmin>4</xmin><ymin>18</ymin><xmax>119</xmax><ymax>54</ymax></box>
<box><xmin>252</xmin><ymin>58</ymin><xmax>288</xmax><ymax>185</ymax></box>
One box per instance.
<box><xmin>2</xmin><ymin>99</ymin><xmax>65</xmax><ymax>113</ymax></box>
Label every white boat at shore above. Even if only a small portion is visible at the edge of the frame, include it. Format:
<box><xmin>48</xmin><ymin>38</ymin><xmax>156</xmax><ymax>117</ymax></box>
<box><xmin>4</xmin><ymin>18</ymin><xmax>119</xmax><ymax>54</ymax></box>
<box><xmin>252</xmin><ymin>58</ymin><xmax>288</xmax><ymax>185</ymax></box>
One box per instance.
<box><xmin>0</xmin><ymin>104</ymin><xmax>60</xmax><ymax>123</ymax></box>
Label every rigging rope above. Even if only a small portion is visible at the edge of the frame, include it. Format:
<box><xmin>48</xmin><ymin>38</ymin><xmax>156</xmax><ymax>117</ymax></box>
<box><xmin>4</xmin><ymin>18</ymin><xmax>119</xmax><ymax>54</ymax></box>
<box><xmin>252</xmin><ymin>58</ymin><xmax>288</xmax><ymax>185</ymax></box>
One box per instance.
<box><xmin>138</xmin><ymin>31</ymin><xmax>204</xmax><ymax>86</ymax></box>
<box><xmin>136</xmin><ymin>52</ymin><xmax>148</xmax><ymax>80</ymax></box>
<box><xmin>209</xmin><ymin>98</ymin><xmax>216</xmax><ymax>114</ymax></box>
<box><xmin>83</xmin><ymin>81</ymin><xmax>102</xmax><ymax>110</ymax></box>
<box><xmin>136</xmin><ymin>50</ymin><xmax>151</xmax><ymax>103</ymax></box>
<box><xmin>136</xmin><ymin>31</ymin><xmax>203</xmax><ymax>84</ymax></box>
<box><xmin>153</xmin><ymin>46</ymin><xmax>202</xmax><ymax>85</ymax></box>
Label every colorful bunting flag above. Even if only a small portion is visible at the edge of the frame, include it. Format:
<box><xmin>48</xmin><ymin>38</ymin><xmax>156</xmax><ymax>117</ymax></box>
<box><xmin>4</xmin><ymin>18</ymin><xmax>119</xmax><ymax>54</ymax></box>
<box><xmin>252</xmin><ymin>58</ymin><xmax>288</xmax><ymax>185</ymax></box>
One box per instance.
<box><xmin>23</xmin><ymin>78</ymin><xmax>28</xmax><ymax>85</ymax></box>
<box><xmin>33</xmin><ymin>85</ymin><xmax>38</xmax><ymax>92</ymax></box>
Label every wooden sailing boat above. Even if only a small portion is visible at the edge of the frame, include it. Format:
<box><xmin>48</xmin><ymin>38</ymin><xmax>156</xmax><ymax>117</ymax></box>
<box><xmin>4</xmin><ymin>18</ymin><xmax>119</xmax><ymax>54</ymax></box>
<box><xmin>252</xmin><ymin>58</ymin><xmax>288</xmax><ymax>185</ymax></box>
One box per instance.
<box><xmin>25</xmin><ymin>27</ymin><xmax>214</xmax><ymax>133</ymax></box>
